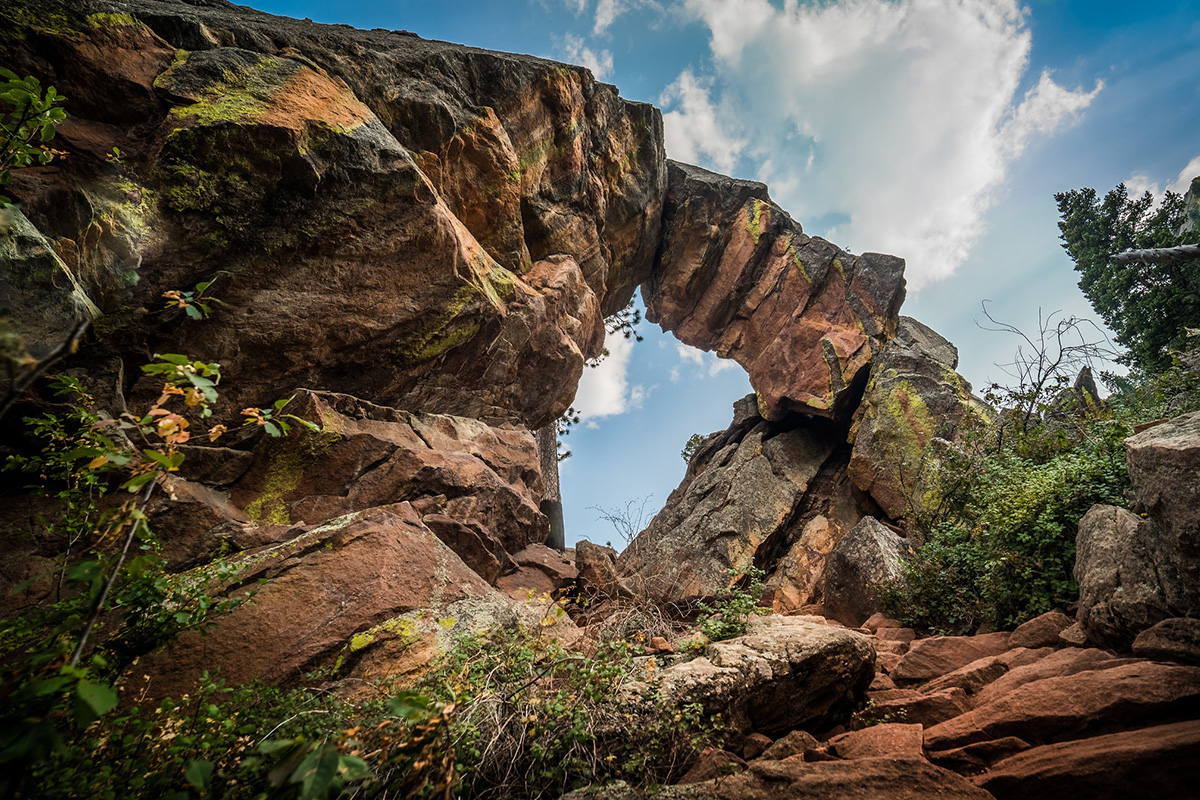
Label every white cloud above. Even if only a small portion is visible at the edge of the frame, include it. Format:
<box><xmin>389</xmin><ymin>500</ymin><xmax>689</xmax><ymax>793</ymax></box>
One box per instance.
<box><xmin>591</xmin><ymin>0</ymin><xmax>662</xmax><ymax>35</ymax></box>
<box><xmin>1168</xmin><ymin>155</ymin><xmax>1200</xmax><ymax>194</ymax></box>
<box><xmin>667</xmin><ymin>0</ymin><xmax>1103</xmax><ymax>290</ymax></box>
<box><xmin>659</xmin><ymin>70</ymin><xmax>746</xmax><ymax>174</ymax></box>
<box><xmin>573</xmin><ymin>334</ymin><xmax>636</xmax><ymax>421</ymax></box>
<box><xmin>675</xmin><ymin>343</ymin><xmax>737</xmax><ymax>377</ymax></box>
<box><xmin>560</xmin><ymin>33</ymin><xmax>614</xmax><ymax>79</ymax></box>
<box><xmin>1122</xmin><ymin>154</ymin><xmax>1200</xmax><ymax>209</ymax></box>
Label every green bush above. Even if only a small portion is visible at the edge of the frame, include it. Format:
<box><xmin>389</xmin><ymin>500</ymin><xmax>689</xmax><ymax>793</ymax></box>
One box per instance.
<box><xmin>419</xmin><ymin>624</ymin><xmax>716</xmax><ymax>799</ymax></box>
<box><xmin>882</xmin><ymin>418</ymin><xmax>1131</xmax><ymax>633</ymax></box>
<box><xmin>695</xmin><ymin>567</ymin><xmax>768</xmax><ymax>641</ymax></box>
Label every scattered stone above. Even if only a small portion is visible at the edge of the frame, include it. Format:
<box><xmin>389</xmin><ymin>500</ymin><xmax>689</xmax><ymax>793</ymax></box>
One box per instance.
<box><xmin>971</xmin><ymin>648</ymin><xmax>1121</xmax><ymax>708</ymax></box>
<box><xmin>927</xmin><ymin>736</ymin><xmax>1032</xmax><ymax>775</ymax></box>
<box><xmin>1057</xmin><ymin>622</ymin><xmax>1087</xmax><ymax>647</ymax></box>
<box><xmin>760</xmin><ymin>730</ymin><xmax>820</xmax><ymax>760</ymax></box>
<box><xmin>829</xmin><ymin>723</ymin><xmax>925</xmax><ymax>759</ymax></box>
<box><xmin>511</xmin><ymin>543</ymin><xmax>577</xmax><ymax>588</ymax></box>
<box><xmin>741</xmin><ymin>733</ymin><xmax>773</xmax><ymax>761</ymax></box>
<box><xmin>864</xmin><ymin>612</ymin><xmax>904</xmax><ymax>632</ymax></box>
<box><xmin>871</xmin><ymin>687</ymin><xmax>972</xmax><ymax>727</ymax></box>
<box><xmin>976</xmin><ymin>720</ymin><xmax>1200</xmax><ymax>800</ymax></box>
<box><xmin>649</xmin><ymin>636</ymin><xmax>676</xmax><ymax>654</ymax></box>
<box><xmin>1132</xmin><ymin>617</ymin><xmax>1200</xmax><ymax>665</ymax></box>
<box><xmin>678</xmin><ymin>747</ymin><xmax>747</xmax><ymax>784</ymax></box>
<box><xmin>924</xmin><ymin>661</ymin><xmax>1200</xmax><ymax>751</ymax></box>
<box><xmin>918</xmin><ymin>648</ymin><xmax>1050</xmax><ymax>699</ymax></box>
<box><xmin>891</xmin><ymin>632</ymin><xmax>1012</xmax><ymax>684</ymax></box>
<box><xmin>1009</xmin><ymin>611</ymin><xmax>1073</xmax><ymax>649</ymax></box>
<box><xmin>575</xmin><ymin>540</ymin><xmax>633</xmax><ymax>600</ymax></box>
<box><xmin>876</xmin><ymin>627</ymin><xmax>917</xmax><ymax>644</ymax></box>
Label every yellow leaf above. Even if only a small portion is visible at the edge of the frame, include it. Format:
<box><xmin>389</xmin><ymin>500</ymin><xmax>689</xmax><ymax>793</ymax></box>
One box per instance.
<box><xmin>87</xmin><ymin>455</ymin><xmax>109</xmax><ymax>469</ymax></box>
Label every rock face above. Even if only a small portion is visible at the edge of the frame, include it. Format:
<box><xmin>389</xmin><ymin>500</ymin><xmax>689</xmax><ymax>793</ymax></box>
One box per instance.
<box><xmin>645</xmin><ymin>162</ymin><xmax>906</xmax><ymax>421</ymax></box>
<box><xmin>135</xmin><ymin>502</ymin><xmax>524</xmax><ymax>700</ymax></box>
<box><xmin>848</xmin><ymin>316</ymin><xmax>987</xmax><ymax>522</ymax></box>
<box><xmin>1</xmin><ymin>0</ymin><xmax>658</xmax><ymax>429</ymax></box>
<box><xmin>823</xmin><ymin>516</ymin><xmax>916</xmax><ymax>627</ymax></box>
<box><xmin>224</xmin><ymin>390</ymin><xmax>548</xmax><ymax>561</ymax></box>
<box><xmin>1074</xmin><ymin>505</ymin><xmax>1186</xmax><ymax>650</ymax></box>
<box><xmin>618</xmin><ymin>396</ymin><xmax>841</xmax><ymax>602</ymax></box>
<box><xmin>1125</xmin><ymin>410</ymin><xmax>1200</xmax><ymax>607</ymax></box>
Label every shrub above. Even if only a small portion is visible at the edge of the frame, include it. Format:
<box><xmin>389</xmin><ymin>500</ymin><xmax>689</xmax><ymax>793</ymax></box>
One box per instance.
<box><xmin>419</xmin><ymin>623</ymin><xmax>716</xmax><ymax>799</ymax></box>
<box><xmin>882</xmin><ymin>416</ymin><xmax>1131</xmax><ymax>633</ymax></box>
<box><xmin>695</xmin><ymin>567</ymin><xmax>768</xmax><ymax>641</ymax></box>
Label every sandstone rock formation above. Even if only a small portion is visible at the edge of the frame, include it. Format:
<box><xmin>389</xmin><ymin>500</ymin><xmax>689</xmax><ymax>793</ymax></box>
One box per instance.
<box><xmin>823</xmin><ymin>516</ymin><xmax>916</xmax><ymax>626</ymax></box>
<box><xmin>848</xmin><ymin>316</ymin><xmax>988</xmax><ymax>522</ymax></box>
<box><xmin>645</xmin><ymin>162</ymin><xmax>907</xmax><ymax>421</ymax></box>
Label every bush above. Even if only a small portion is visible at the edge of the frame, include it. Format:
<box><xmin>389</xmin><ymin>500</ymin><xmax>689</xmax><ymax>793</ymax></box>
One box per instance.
<box><xmin>419</xmin><ymin>623</ymin><xmax>716</xmax><ymax>799</ymax></box>
<box><xmin>882</xmin><ymin>417</ymin><xmax>1131</xmax><ymax>633</ymax></box>
<box><xmin>695</xmin><ymin>567</ymin><xmax>768</xmax><ymax>641</ymax></box>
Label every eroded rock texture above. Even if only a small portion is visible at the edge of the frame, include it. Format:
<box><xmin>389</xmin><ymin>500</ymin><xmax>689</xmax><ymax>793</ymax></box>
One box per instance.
<box><xmin>645</xmin><ymin>162</ymin><xmax>906</xmax><ymax>421</ymax></box>
<box><xmin>2</xmin><ymin>0</ymin><xmax>659</xmax><ymax>428</ymax></box>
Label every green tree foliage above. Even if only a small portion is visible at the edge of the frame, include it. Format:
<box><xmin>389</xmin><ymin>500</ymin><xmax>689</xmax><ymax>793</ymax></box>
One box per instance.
<box><xmin>1055</xmin><ymin>183</ymin><xmax>1200</xmax><ymax>372</ymax></box>
<box><xmin>680</xmin><ymin>432</ymin><xmax>706</xmax><ymax>464</ymax></box>
<box><xmin>0</xmin><ymin>68</ymin><xmax>66</xmax><ymax>207</ymax></box>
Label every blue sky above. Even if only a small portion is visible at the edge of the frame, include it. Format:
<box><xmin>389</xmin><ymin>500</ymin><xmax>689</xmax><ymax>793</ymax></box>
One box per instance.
<box><xmin>248</xmin><ymin>0</ymin><xmax>1200</xmax><ymax>548</ymax></box>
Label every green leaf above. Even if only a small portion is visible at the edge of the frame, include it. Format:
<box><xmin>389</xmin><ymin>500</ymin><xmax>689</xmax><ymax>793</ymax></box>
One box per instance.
<box><xmin>122</xmin><ymin>472</ymin><xmax>157</xmax><ymax>492</ymax></box>
<box><xmin>185</xmin><ymin>759</ymin><xmax>214</xmax><ymax>790</ymax></box>
<box><xmin>76</xmin><ymin>680</ymin><xmax>119</xmax><ymax>721</ymax></box>
<box><xmin>263</xmin><ymin>422</ymin><xmax>281</xmax><ymax>438</ymax></box>
<box><xmin>185</xmin><ymin>305</ymin><xmax>202</xmax><ymax>320</ymax></box>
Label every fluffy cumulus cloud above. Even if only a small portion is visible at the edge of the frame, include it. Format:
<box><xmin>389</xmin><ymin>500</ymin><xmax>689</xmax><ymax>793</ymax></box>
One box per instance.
<box><xmin>1122</xmin><ymin>154</ymin><xmax>1200</xmax><ymax>207</ymax></box>
<box><xmin>660</xmin><ymin>0</ymin><xmax>1103</xmax><ymax>289</ymax></box>
<box><xmin>675</xmin><ymin>343</ymin><xmax>738</xmax><ymax>377</ymax></box>
<box><xmin>560</xmin><ymin>33</ymin><xmax>614</xmax><ymax>79</ymax></box>
<box><xmin>572</xmin><ymin>335</ymin><xmax>644</xmax><ymax>424</ymax></box>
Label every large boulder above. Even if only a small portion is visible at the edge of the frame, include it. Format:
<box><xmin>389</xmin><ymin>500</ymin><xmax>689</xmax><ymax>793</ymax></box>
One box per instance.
<box><xmin>1074</xmin><ymin>504</ymin><xmax>1187</xmax><ymax>650</ymax></box>
<box><xmin>618</xmin><ymin>399</ymin><xmax>839</xmax><ymax>603</ymax></box>
<box><xmin>643</xmin><ymin>617</ymin><xmax>875</xmax><ymax>742</ymax></box>
<box><xmin>134</xmin><ymin>502</ymin><xmax>528</xmax><ymax>700</ymax></box>
<box><xmin>644</xmin><ymin>161</ymin><xmax>906</xmax><ymax>421</ymax></box>
<box><xmin>976</xmin><ymin>720</ymin><xmax>1200</xmax><ymax>800</ymax></box>
<box><xmin>226</xmin><ymin>390</ymin><xmax>549</xmax><ymax>557</ymax></box>
<box><xmin>848</xmin><ymin>317</ymin><xmax>989</xmax><ymax>521</ymax></box>
<box><xmin>1125</xmin><ymin>410</ymin><xmax>1200</xmax><ymax>608</ymax></box>
<box><xmin>823</xmin><ymin>516</ymin><xmax>916</xmax><ymax>627</ymax></box>
<box><xmin>924</xmin><ymin>660</ymin><xmax>1200</xmax><ymax>752</ymax></box>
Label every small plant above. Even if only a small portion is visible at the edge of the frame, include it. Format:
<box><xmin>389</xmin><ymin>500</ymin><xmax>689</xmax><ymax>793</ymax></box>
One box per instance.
<box><xmin>695</xmin><ymin>567</ymin><xmax>768</xmax><ymax>642</ymax></box>
<box><xmin>161</xmin><ymin>278</ymin><xmax>229</xmax><ymax>321</ymax></box>
<box><xmin>419</xmin><ymin>623</ymin><xmax>716</xmax><ymax>799</ymax></box>
<box><xmin>0</xmin><ymin>68</ymin><xmax>67</xmax><ymax>207</ymax></box>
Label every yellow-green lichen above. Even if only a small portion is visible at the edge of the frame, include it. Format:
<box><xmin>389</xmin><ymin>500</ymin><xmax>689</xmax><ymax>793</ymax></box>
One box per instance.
<box><xmin>336</xmin><ymin>616</ymin><xmax>421</xmax><ymax>672</ymax></box>
<box><xmin>747</xmin><ymin>198</ymin><xmax>767</xmax><ymax>244</ymax></box>
<box><xmin>167</xmin><ymin>55</ymin><xmax>292</xmax><ymax>126</ymax></box>
<box><xmin>86</xmin><ymin>12</ymin><xmax>139</xmax><ymax>28</ymax></box>
<box><xmin>243</xmin><ymin>426</ymin><xmax>344</xmax><ymax>524</ymax></box>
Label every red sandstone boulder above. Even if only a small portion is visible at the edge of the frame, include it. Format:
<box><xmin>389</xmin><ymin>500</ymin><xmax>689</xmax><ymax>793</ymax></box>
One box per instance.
<box><xmin>760</xmin><ymin>729</ymin><xmax>820</xmax><ymax>760</ymax></box>
<box><xmin>1008</xmin><ymin>611</ymin><xmax>1073</xmax><ymax>649</ymax></box>
<box><xmin>828</xmin><ymin>723</ymin><xmax>925</xmax><ymax>759</ymax></box>
<box><xmin>1132</xmin><ymin>617</ymin><xmax>1200</xmax><ymax>665</ymax></box>
<box><xmin>228</xmin><ymin>391</ymin><xmax>549</xmax><ymax>558</ymax></box>
<box><xmin>564</xmin><ymin>756</ymin><xmax>994</xmax><ymax>799</ymax></box>
<box><xmin>134</xmin><ymin>502</ymin><xmax>524</xmax><ymax>700</ymax></box>
<box><xmin>924</xmin><ymin>661</ymin><xmax>1200</xmax><ymax>751</ymax></box>
<box><xmin>976</xmin><ymin>720</ymin><xmax>1200</xmax><ymax>800</ymax></box>
<box><xmin>890</xmin><ymin>632</ymin><xmax>1012</xmax><ymax>684</ymax></box>
<box><xmin>871</xmin><ymin>687</ymin><xmax>973</xmax><ymax>727</ymax></box>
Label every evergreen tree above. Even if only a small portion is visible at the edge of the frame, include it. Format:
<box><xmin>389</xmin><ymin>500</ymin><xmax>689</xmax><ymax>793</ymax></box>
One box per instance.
<box><xmin>1055</xmin><ymin>181</ymin><xmax>1200</xmax><ymax>372</ymax></box>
